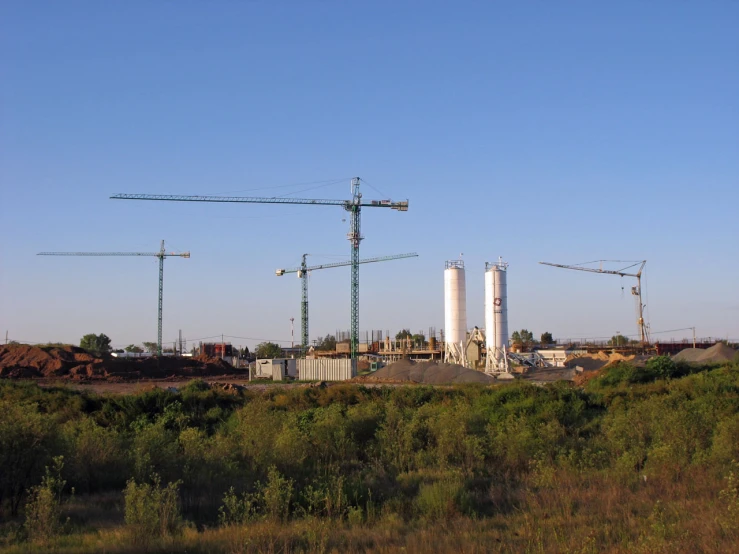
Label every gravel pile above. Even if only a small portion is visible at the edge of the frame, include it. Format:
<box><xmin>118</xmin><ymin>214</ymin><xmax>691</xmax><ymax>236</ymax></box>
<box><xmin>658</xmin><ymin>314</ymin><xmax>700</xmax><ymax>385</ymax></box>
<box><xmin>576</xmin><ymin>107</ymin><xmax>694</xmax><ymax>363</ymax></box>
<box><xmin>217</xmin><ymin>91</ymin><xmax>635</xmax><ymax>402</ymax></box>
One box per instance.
<box><xmin>370</xmin><ymin>359</ymin><xmax>495</xmax><ymax>384</ymax></box>
<box><xmin>673</xmin><ymin>343</ymin><xmax>737</xmax><ymax>364</ymax></box>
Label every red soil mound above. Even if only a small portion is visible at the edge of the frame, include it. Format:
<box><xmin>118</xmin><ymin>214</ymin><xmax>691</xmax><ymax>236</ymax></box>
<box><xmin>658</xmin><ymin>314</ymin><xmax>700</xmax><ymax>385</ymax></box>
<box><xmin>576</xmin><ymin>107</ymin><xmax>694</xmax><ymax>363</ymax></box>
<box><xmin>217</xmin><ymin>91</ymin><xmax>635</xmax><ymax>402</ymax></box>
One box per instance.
<box><xmin>0</xmin><ymin>344</ymin><xmax>240</xmax><ymax>381</ymax></box>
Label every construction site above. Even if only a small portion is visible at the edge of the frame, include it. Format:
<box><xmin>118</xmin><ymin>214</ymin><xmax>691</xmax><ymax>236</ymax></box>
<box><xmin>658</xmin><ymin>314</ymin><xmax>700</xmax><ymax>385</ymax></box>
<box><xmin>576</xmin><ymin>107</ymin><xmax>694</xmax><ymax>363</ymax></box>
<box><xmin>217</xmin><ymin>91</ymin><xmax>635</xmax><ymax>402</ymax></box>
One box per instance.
<box><xmin>4</xmin><ymin>182</ymin><xmax>736</xmax><ymax>388</ymax></box>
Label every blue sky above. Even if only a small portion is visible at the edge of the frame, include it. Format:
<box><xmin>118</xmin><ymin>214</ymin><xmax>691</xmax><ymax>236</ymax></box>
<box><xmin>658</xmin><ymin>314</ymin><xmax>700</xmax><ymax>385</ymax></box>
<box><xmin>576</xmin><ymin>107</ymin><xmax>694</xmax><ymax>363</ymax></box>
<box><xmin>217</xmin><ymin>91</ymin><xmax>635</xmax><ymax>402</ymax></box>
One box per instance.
<box><xmin>1</xmin><ymin>0</ymin><xmax>737</xmax><ymax>350</ymax></box>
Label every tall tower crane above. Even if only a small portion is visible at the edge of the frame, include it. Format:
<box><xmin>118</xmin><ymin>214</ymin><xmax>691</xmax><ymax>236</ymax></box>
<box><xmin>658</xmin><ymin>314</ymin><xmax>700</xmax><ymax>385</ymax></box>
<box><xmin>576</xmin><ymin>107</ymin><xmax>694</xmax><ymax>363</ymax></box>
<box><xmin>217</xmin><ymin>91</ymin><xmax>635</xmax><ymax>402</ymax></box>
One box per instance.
<box><xmin>38</xmin><ymin>240</ymin><xmax>190</xmax><ymax>356</ymax></box>
<box><xmin>276</xmin><ymin>252</ymin><xmax>419</xmax><ymax>353</ymax></box>
<box><xmin>111</xmin><ymin>177</ymin><xmax>409</xmax><ymax>360</ymax></box>
<box><xmin>538</xmin><ymin>260</ymin><xmax>650</xmax><ymax>344</ymax></box>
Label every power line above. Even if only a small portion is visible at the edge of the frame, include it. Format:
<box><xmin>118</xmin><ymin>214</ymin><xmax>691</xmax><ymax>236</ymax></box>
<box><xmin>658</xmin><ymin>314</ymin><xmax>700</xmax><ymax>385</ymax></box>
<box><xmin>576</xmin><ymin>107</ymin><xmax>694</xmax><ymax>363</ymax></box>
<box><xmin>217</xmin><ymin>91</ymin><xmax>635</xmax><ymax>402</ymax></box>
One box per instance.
<box><xmin>206</xmin><ymin>177</ymin><xmax>353</xmax><ymax>196</ymax></box>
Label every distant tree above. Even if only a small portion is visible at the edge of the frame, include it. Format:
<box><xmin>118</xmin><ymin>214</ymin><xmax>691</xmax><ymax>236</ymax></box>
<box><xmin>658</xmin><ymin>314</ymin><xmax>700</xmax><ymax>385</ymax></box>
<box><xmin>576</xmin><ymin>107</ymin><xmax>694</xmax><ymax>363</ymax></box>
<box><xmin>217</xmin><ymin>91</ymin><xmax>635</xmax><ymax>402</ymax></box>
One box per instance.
<box><xmin>540</xmin><ymin>332</ymin><xmax>554</xmax><ymax>346</ymax></box>
<box><xmin>240</xmin><ymin>346</ymin><xmax>250</xmax><ymax>359</ymax></box>
<box><xmin>142</xmin><ymin>342</ymin><xmax>158</xmax><ymax>354</ymax></box>
<box><xmin>315</xmin><ymin>335</ymin><xmax>337</xmax><ymax>351</ymax></box>
<box><xmin>511</xmin><ymin>329</ymin><xmax>534</xmax><ymax>350</ymax></box>
<box><xmin>125</xmin><ymin>344</ymin><xmax>144</xmax><ymax>353</ymax></box>
<box><xmin>609</xmin><ymin>335</ymin><xmax>629</xmax><ymax>347</ymax></box>
<box><xmin>79</xmin><ymin>334</ymin><xmax>111</xmax><ymax>354</ymax></box>
<box><xmin>412</xmin><ymin>334</ymin><xmax>427</xmax><ymax>348</ymax></box>
<box><xmin>255</xmin><ymin>342</ymin><xmax>283</xmax><ymax>359</ymax></box>
<box><xmin>395</xmin><ymin>329</ymin><xmax>412</xmax><ymax>340</ymax></box>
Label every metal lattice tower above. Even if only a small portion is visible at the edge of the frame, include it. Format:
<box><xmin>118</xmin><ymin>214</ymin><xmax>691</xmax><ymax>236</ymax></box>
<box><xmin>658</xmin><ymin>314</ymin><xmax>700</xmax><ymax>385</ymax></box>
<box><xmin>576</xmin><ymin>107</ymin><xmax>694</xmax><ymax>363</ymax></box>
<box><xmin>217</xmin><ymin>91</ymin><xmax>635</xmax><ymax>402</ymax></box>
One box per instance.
<box><xmin>300</xmin><ymin>254</ymin><xmax>309</xmax><ymax>352</ymax></box>
<box><xmin>277</xmin><ymin>252</ymin><xmax>418</xmax><ymax>355</ymax></box>
<box><xmin>347</xmin><ymin>178</ymin><xmax>363</xmax><ymax>360</ymax></box>
<box><xmin>112</xmin><ymin>178</ymin><xmax>409</xmax><ymax>360</ymax></box>
<box><xmin>38</xmin><ymin>241</ymin><xmax>190</xmax><ymax>355</ymax></box>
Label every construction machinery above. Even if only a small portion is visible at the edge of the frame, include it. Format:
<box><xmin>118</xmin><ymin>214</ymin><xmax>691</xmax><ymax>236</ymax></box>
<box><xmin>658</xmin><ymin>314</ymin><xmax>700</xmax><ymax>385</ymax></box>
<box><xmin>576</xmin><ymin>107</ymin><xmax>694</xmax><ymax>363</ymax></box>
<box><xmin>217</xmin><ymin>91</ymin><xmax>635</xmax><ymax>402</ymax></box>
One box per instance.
<box><xmin>38</xmin><ymin>240</ymin><xmax>190</xmax><ymax>355</ymax></box>
<box><xmin>539</xmin><ymin>260</ymin><xmax>650</xmax><ymax>344</ymax></box>
<box><xmin>111</xmin><ymin>177</ymin><xmax>409</xmax><ymax>360</ymax></box>
<box><xmin>276</xmin><ymin>252</ymin><xmax>418</xmax><ymax>354</ymax></box>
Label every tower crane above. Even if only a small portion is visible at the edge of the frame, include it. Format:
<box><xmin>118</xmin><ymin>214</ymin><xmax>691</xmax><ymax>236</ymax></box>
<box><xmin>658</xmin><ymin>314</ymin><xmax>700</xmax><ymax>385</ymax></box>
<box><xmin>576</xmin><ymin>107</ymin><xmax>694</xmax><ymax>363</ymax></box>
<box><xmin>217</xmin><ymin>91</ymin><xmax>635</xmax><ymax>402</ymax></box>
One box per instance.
<box><xmin>111</xmin><ymin>177</ymin><xmax>409</xmax><ymax>360</ymax></box>
<box><xmin>276</xmin><ymin>252</ymin><xmax>419</xmax><ymax>353</ymax></box>
<box><xmin>538</xmin><ymin>260</ymin><xmax>650</xmax><ymax>344</ymax></box>
<box><xmin>38</xmin><ymin>240</ymin><xmax>190</xmax><ymax>356</ymax></box>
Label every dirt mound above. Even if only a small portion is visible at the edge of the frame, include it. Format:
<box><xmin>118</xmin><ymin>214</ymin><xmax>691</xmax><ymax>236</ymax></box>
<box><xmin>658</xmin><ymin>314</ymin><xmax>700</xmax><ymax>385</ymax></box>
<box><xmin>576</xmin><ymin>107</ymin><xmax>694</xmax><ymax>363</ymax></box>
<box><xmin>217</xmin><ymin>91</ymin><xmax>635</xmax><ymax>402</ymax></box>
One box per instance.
<box><xmin>365</xmin><ymin>360</ymin><xmax>495</xmax><ymax>384</ymax></box>
<box><xmin>0</xmin><ymin>344</ymin><xmax>107</xmax><ymax>379</ymax></box>
<box><xmin>673</xmin><ymin>343</ymin><xmax>737</xmax><ymax>364</ymax></box>
<box><xmin>573</xmin><ymin>369</ymin><xmax>602</xmax><ymax>387</ymax></box>
<box><xmin>566</xmin><ymin>351</ymin><xmax>636</xmax><ymax>371</ymax></box>
<box><xmin>0</xmin><ymin>344</ymin><xmax>241</xmax><ymax>381</ymax></box>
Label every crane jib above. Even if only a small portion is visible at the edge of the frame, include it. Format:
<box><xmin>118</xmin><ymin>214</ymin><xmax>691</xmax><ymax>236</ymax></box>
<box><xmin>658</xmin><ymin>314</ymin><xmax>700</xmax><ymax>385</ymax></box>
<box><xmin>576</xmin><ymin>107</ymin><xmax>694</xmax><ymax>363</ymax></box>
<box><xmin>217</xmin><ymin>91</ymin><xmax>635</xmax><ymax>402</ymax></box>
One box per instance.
<box><xmin>110</xmin><ymin>193</ymin><xmax>408</xmax><ymax>210</ymax></box>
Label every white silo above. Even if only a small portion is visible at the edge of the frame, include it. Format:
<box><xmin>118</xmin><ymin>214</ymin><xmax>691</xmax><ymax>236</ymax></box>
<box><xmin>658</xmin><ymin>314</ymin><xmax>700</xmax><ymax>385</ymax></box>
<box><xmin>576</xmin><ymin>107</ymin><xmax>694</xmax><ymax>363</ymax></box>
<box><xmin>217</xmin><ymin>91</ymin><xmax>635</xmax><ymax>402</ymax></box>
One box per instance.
<box><xmin>444</xmin><ymin>260</ymin><xmax>467</xmax><ymax>366</ymax></box>
<box><xmin>485</xmin><ymin>258</ymin><xmax>509</xmax><ymax>373</ymax></box>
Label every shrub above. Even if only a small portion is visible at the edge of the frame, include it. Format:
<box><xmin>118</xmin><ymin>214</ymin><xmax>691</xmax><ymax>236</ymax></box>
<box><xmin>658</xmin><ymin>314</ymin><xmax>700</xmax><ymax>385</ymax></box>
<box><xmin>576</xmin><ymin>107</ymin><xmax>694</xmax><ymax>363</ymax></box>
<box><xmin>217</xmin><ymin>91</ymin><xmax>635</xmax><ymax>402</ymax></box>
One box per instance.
<box><xmin>262</xmin><ymin>465</ymin><xmax>294</xmax><ymax>522</ymax></box>
<box><xmin>124</xmin><ymin>474</ymin><xmax>182</xmax><ymax>544</ymax></box>
<box><xmin>414</xmin><ymin>476</ymin><xmax>471</xmax><ymax>521</ymax></box>
<box><xmin>719</xmin><ymin>460</ymin><xmax>739</xmax><ymax>532</ymax></box>
<box><xmin>0</xmin><ymin>401</ymin><xmax>57</xmax><ymax>516</ymax></box>
<box><xmin>24</xmin><ymin>456</ymin><xmax>68</xmax><ymax>545</ymax></box>
<box><xmin>645</xmin><ymin>356</ymin><xmax>678</xmax><ymax>380</ymax></box>
<box><xmin>218</xmin><ymin>486</ymin><xmax>258</xmax><ymax>526</ymax></box>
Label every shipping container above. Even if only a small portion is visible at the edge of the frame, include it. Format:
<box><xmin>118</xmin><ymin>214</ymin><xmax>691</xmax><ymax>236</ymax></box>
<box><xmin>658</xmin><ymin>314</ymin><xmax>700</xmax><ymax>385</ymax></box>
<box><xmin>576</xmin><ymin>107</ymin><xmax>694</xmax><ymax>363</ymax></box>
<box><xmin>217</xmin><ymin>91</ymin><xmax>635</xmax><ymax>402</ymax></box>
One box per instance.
<box><xmin>297</xmin><ymin>359</ymin><xmax>356</xmax><ymax>381</ymax></box>
<box><xmin>256</xmin><ymin>358</ymin><xmax>297</xmax><ymax>379</ymax></box>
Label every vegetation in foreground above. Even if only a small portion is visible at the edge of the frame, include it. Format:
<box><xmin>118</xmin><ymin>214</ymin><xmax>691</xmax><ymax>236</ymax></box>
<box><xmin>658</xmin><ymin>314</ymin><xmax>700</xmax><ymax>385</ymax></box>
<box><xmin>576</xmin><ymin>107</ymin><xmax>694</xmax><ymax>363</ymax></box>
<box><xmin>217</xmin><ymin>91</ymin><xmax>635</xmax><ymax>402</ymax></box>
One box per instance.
<box><xmin>1</xmin><ymin>356</ymin><xmax>738</xmax><ymax>553</ymax></box>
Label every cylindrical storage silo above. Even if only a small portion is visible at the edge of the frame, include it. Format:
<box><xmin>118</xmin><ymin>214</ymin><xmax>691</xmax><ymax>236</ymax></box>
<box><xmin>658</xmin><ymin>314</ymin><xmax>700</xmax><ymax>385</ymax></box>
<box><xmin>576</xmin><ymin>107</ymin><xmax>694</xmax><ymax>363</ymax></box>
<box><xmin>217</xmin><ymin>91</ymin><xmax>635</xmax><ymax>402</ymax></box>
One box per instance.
<box><xmin>444</xmin><ymin>260</ymin><xmax>467</xmax><ymax>366</ymax></box>
<box><xmin>485</xmin><ymin>259</ymin><xmax>509</xmax><ymax>372</ymax></box>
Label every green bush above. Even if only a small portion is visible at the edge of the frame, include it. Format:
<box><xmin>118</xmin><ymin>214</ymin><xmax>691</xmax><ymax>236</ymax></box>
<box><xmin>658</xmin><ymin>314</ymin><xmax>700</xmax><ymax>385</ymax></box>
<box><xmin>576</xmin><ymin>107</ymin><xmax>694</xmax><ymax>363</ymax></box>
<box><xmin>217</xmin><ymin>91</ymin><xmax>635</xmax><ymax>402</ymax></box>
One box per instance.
<box><xmin>0</xmin><ymin>401</ymin><xmax>57</xmax><ymax>516</ymax></box>
<box><xmin>218</xmin><ymin>486</ymin><xmax>258</xmax><ymax>526</ymax></box>
<box><xmin>414</xmin><ymin>476</ymin><xmax>472</xmax><ymax>520</ymax></box>
<box><xmin>645</xmin><ymin>355</ymin><xmax>678</xmax><ymax>380</ymax></box>
<box><xmin>262</xmin><ymin>465</ymin><xmax>294</xmax><ymax>522</ymax></box>
<box><xmin>24</xmin><ymin>457</ymin><xmax>67</xmax><ymax>545</ymax></box>
<box><xmin>124</xmin><ymin>474</ymin><xmax>182</xmax><ymax>544</ymax></box>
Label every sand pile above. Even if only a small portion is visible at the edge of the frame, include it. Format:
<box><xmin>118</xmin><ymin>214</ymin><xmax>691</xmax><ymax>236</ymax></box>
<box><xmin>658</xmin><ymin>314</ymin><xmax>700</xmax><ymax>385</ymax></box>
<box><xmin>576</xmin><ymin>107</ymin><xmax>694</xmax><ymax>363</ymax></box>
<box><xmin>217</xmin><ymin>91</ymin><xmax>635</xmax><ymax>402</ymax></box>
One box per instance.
<box><xmin>565</xmin><ymin>351</ymin><xmax>640</xmax><ymax>371</ymax></box>
<box><xmin>0</xmin><ymin>344</ymin><xmax>239</xmax><ymax>381</ymax></box>
<box><xmin>365</xmin><ymin>360</ymin><xmax>495</xmax><ymax>384</ymax></box>
<box><xmin>673</xmin><ymin>343</ymin><xmax>737</xmax><ymax>364</ymax></box>
<box><xmin>566</xmin><ymin>351</ymin><xmax>630</xmax><ymax>371</ymax></box>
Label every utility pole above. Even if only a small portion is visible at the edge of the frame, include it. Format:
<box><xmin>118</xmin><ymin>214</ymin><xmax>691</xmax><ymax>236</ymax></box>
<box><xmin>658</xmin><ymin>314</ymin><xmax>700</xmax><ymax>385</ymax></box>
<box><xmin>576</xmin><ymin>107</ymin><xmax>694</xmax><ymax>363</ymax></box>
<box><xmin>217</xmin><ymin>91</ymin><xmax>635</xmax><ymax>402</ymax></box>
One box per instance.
<box><xmin>693</xmin><ymin>327</ymin><xmax>696</xmax><ymax>348</ymax></box>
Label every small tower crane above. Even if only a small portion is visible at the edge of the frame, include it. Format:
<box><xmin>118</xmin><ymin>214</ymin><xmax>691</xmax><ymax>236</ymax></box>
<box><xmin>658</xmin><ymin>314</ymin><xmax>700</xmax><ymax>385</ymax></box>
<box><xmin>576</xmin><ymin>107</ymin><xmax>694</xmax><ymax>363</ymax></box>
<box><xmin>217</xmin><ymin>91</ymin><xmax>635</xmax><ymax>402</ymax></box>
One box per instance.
<box><xmin>276</xmin><ymin>252</ymin><xmax>418</xmax><ymax>353</ymax></box>
<box><xmin>111</xmin><ymin>177</ymin><xmax>409</xmax><ymax>360</ymax></box>
<box><xmin>38</xmin><ymin>240</ymin><xmax>190</xmax><ymax>355</ymax></box>
<box><xmin>538</xmin><ymin>260</ymin><xmax>650</xmax><ymax>344</ymax></box>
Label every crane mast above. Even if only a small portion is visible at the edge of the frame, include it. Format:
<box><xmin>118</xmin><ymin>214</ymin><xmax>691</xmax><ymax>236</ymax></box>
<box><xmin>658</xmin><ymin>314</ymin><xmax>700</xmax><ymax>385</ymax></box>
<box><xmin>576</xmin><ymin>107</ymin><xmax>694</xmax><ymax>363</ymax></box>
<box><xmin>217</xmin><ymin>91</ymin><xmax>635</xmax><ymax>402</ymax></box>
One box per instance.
<box><xmin>112</xmin><ymin>177</ymin><xmax>409</xmax><ymax>361</ymax></box>
<box><xmin>539</xmin><ymin>260</ymin><xmax>650</xmax><ymax>344</ymax></box>
<box><xmin>276</xmin><ymin>252</ymin><xmax>419</xmax><ymax>354</ymax></box>
<box><xmin>38</xmin><ymin>241</ymin><xmax>190</xmax><ymax>355</ymax></box>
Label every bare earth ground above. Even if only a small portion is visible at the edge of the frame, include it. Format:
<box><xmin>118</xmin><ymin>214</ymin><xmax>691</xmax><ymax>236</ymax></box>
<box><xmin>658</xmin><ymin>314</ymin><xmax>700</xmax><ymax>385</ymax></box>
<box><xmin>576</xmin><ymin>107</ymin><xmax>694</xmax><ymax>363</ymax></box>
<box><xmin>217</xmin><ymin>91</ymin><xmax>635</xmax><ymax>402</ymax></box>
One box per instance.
<box><xmin>35</xmin><ymin>375</ymin><xmax>298</xmax><ymax>394</ymax></box>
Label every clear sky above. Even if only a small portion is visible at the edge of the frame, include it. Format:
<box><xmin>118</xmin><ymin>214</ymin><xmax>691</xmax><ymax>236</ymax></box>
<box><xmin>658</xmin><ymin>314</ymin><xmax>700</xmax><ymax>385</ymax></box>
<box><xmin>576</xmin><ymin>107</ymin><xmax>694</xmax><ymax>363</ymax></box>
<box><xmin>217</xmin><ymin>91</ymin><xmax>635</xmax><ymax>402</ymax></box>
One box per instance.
<box><xmin>1</xmin><ymin>0</ymin><xmax>737</xmax><ymax>351</ymax></box>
